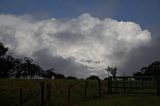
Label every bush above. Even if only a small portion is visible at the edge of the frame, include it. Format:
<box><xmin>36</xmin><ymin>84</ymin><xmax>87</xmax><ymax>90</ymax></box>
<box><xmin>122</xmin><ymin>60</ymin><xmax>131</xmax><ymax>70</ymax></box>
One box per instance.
<box><xmin>67</xmin><ymin>76</ymin><xmax>77</xmax><ymax>80</ymax></box>
<box><xmin>86</xmin><ymin>75</ymin><xmax>100</xmax><ymax>80</ymax></box>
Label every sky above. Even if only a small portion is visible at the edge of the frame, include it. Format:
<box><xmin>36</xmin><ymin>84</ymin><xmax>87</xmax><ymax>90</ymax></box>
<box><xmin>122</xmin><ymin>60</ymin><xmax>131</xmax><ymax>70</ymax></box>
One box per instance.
<box><xmin>0</xmin><ymin>0</ymin><xmax>160</xmax><ymax>78</ymax></box>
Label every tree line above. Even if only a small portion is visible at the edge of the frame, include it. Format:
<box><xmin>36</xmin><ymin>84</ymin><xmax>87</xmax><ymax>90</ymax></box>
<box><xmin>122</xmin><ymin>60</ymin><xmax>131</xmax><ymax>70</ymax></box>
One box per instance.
<box><xmin>0</xmin><ymin>42</ymin><xmax>77</xmax><ymax>79</ymax></box>
<box><xmin>133</xmin><ymin>61</ymin><xmax>160</xmax><ymax>77</ymax></box>
<box><xmin>0</xmin><ymin>42</ymin><xmax>117</xmax><ymax>80</ymax></box>
<box><xmin>0</xmin><ymin>42</ymin><xmax>160</xmax><ymax>79</ymax></box>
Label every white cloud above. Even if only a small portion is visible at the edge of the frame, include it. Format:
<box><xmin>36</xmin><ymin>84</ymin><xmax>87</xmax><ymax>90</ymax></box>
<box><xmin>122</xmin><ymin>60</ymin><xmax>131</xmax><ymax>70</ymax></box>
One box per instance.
<box><xmin>0</xmin><ymin>13</ymin><xmax>151</xmax><ymax>78</ymax></box>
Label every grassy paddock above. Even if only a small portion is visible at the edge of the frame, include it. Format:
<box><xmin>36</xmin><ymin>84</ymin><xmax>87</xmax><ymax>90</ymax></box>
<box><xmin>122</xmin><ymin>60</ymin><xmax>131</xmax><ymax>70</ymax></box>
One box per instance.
<box><xmin>75</xmin><ymin>95</ymin><xmax>160</xmax><ymax>106</ymax></box>
<box><xmin>0</xmin><ymin>79</ymin><xmax>159</xmax><ymax>106</ymax></box>
<box><xmin>0</xmin><ymin>79</ymin><xmax>108</xmax><ymax>106</ymax></box>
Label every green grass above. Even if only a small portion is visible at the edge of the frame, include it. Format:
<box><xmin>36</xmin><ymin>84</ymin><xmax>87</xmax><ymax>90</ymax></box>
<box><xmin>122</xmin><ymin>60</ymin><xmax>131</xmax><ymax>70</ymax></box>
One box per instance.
<box><xmin>0</xmin><ymin>79</ymin><xmax>159</xmax><ymax>106</ymax></box>
<box><xmin>75</xmin><ymin>96</ymin><xmax>160</xmax><ymax>106</ymax></box>
<box><xmin>0</xmin><ymin>79</ymin><xmax>106</xmax><ymax>106</ymax></box>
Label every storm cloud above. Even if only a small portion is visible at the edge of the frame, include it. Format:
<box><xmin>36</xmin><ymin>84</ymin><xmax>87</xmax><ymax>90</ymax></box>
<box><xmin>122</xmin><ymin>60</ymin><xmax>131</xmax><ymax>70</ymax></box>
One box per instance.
<box><xmin>0</xmin><ymin>13</ymin><xmax>152</xmax><ymax>78</ymax></box>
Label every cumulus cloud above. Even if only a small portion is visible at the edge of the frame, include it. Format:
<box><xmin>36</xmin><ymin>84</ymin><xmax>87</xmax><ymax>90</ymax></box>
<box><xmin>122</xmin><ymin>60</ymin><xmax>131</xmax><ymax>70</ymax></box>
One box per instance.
<box><xmin>0</xmin><ymin>13</ymin><xmax>151</xmax><ymax>78</ymax></box>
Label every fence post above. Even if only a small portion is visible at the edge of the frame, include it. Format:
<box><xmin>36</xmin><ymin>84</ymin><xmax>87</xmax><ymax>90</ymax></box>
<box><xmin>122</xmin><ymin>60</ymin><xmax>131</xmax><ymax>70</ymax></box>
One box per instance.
<box><xmin>156</xmin><ymin>76</ymin><xmax>160</xmax><ymax>96</ymax></box>
<box><xmin>123</xmin><ymin>77</ymin><xmax>126</xmax><ymax>94</ymax></box>
<box><xmin>67</xmin><ymin>83</ymin><xmax>71</xmax><ymax>102</ymax></box>
<box><xmin>84</xmin><ymin>80</ymin><xmax>88</xmax><ymax>101</ymax></box>
<box><xmin>98</xmin><ymin>79</ymin><xmax>101</xmax><ymax>98</ymax></box>
<box><xmin>108</xmin><ymin>77</ymin><xmax>112</xmax><ymax>95</ymax></box>
<box><xmin>115</xmin><ymin>78</ymin><xmax>118</xmax><ymax>94</ymax></box>
<box><xmin>46</xmin><ymin>83</ymin><xmax>51</xmax><ymax>106</ymax></box>
<box><xmin>40</xmin><ymin>82</ymin><xmax>45</xmax><ymax>106</ymax></box>
<box><xmin>130</xmin><ymin>78</ymin><xmax>132</xmax><ymax>89</ymax></box>
<box><xmin>19</xmin><ymin>88</ymin><xmax>22</xmax><ymax>106</ymax></box>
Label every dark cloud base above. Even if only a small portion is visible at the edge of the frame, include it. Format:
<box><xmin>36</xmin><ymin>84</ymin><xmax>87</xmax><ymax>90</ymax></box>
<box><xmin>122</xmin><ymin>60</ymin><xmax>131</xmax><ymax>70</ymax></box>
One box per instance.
<box><xmin>33</xmin><ymin>49</ymin><xmax>90</xmax><ymax>78</ymax></box>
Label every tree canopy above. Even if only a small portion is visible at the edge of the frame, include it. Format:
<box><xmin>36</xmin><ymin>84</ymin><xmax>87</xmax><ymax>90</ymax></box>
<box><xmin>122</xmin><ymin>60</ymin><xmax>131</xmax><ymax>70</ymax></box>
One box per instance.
<box><xmin>0</xmin><ymin>42</ymin><xmax>66</xmax><ymax>79</ymax></box>
<box><xmin>133</xmin><ymin>61</ymin><xmax>160</xmax><ymax>77</ymax></box>
<box><xmin>105</xmin><ymin>66</ymin><xmax>117</xmax><ymax>77</ymax></box>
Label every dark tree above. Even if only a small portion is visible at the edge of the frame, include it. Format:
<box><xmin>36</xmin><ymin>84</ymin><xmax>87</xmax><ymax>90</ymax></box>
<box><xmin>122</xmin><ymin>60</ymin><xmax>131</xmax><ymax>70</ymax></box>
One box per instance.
<box><xmin>133</xmin><ymin>61</ymin><xmax>160</xmax><ymax>77</ymax></box>
<box><xmin>40</xmin><ymin>68</ymin><xmax>55</xmax><ymax>79</ymax></box>
<box><xmin>0</xmin><ymin>42</ymin><xmax>56</xmax><ymax>79</ymax></box>
<box><xmin>0</xmin><ymin>57</ymin><xmax>14</xmax><ymax>78</ymax></box>
<box><xmin>86</xmin><ymin>75</ymin><xmax>100</xmax><ymax>80</ymax></box>
<box><xmin>54</xmin><ymin>73</ymin><xmax>65</xmax><ymax>79</ymax></box>
<box><xmin>13</xmin><ymin>59</ymin><xmax>23</xmax><ymax>78</ymax></box>
<box><xmin>0</xmin><ymin>43</ymin><xmax>15</xmax><ymax>78</ymax></box>
<box><xmin>20</xmin><ymin>57</ymin><xmax>43</xmax><ymax>79</ymax></box>
<box><xmin>133</xmin><ymin>72</ymin><xmax>143</xmax><ymax>76</ymax></box>
<box><xmin>0</xmin><ymin>43</ymin><xmax>8</xmax><ymax>57</ymax></box>
<box><xmin>105</xmin><ymin>66</ymin><xmax>117</xmax><ymax>77</ymax></box>
<box><xmin>133</xmin><ymin>72</ymin><xmax>143</xmax><ymax>80</ymax></box>
<box><xmin>143</xmin><ymin>61</ymin><xmax>160</xmax><ymax>76</ymax></box>
<box><xmin>67</xmin><ymin>76</ymin><xmax>77</xmax><ymax>80</ymax></box>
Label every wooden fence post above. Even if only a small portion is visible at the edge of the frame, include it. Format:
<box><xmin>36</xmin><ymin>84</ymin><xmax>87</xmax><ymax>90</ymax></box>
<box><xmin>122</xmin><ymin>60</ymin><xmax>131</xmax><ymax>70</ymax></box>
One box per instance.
<box><xmin>135</xmin><ymin>79</ymin><xmax>138</xmax><ymax>90</ymax></box>
<box><xmin>40</xmin><ymin>82</ymin><xmax>45</xmax><ymax>106</ymax></box>
<box><xmin>116</xmin><ymin>78</ymin><xmax>119</xmax><ymax>94</ymax></box>
<box><xmin>84</xmin><ymin>80</ymin><xmax>88</xmax><ymax>101</ymax></box>
<box><xmin>108</xmin><ymin>77</ymin><xmax>112</xmax><ymax>95</ymax></box>
<box><xmin>46</xmin><ymin>83</ymin><xmax>51</xmax><ymax>106</ymax></box>
<box><xmin>115</xmin><ymin>78</ymin><xmax>118</xmax><ymax>94</ymax></box>
<box><xmin>156</xmin><ymin>76</ymin><xmax>160</xmax><ymax>96</ymax></box>
<box><xmin>98</xmin><ymin>79</ymin><xmax>101</xmax><ymax>98</ymax></box>
<box><xmin>19</xmin><ymin>88</ymin><xmax>22</xmax><ymax>106</ymax></box>
<box><xmin>130</xmin><ymin>78</ymin><xmax>132</xmax><ymax>89</ymax></box>
<box><xmin>67</xmin><ymin>83</ymin><xmax>71</xmax><ymax>102</ymax></box>
<box><xmin>123</xmin><ymin>77</ymin><xmax>126</xmax><ymax>94</ymax></box>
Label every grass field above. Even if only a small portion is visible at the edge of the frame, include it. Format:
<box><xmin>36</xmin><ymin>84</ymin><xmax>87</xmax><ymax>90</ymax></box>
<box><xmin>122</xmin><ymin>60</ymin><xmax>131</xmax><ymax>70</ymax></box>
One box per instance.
<box><xmin>75</xmin><ymin>95</ymin><xmax>160</xmax><ymax>106</ymax></box>
<box><xmin>0</xmin><ymin>79</ymin><xmax>108</xmax><ymax>106</ymax></box>
<box><xmin>0</xmin><ymin>79</ymin><xmax>159</xmax><ymax>106</ymax></box>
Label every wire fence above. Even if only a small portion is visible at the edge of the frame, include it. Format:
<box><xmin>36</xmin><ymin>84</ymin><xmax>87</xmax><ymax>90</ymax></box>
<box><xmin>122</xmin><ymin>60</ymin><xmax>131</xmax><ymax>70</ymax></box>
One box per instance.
<box><xmin>0</xmin><ymin>76</ymin><xmax>160</xmax><ymax>106</ymax></box>
<box><xmin>108</xmin><ymin>76</ymin><xmax>160</xmax><ymax>96</ymax></box>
